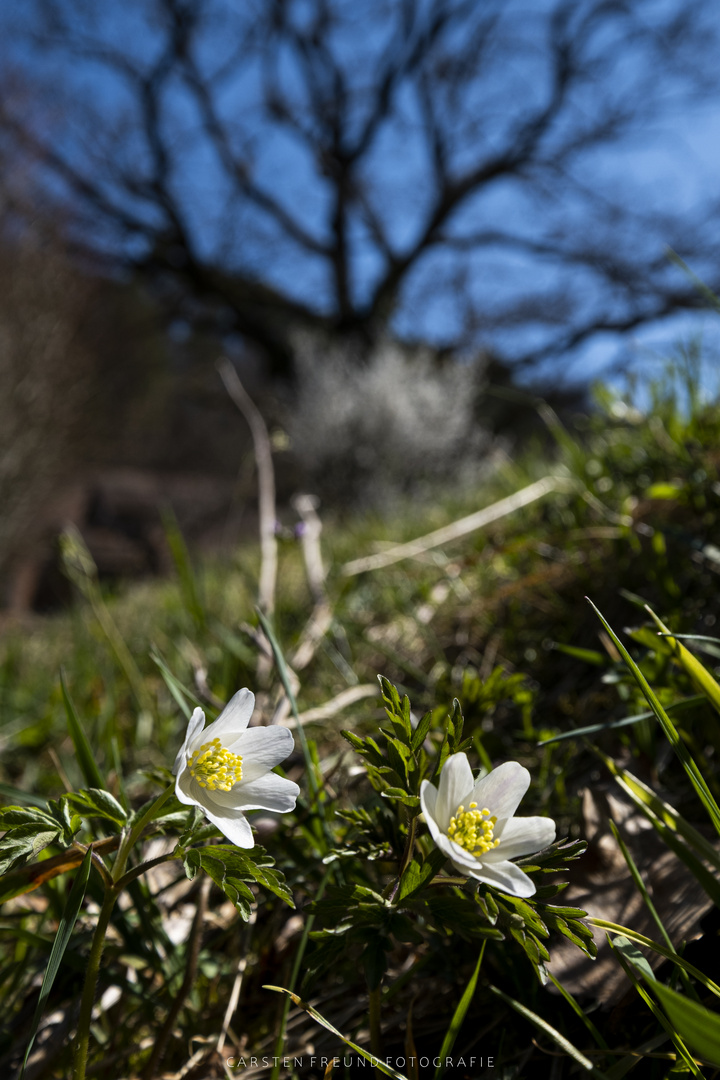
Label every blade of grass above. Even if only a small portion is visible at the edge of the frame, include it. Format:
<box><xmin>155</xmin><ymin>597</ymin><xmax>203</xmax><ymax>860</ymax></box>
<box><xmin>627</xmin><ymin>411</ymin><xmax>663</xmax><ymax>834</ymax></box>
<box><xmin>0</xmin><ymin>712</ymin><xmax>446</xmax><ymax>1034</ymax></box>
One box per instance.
<box><xmin>268</xmin><ymin>866</ymin><xmax>331</xmax><ymax>1080</ymax></box>
<box><xmin>596</xmin><ymin>759</ymin><xmax>720</xmax><ymax>905</ymax></box>
<box><xmin>109</xmin><ymin>735</ymin><xmax>129</xmax><ymax>812</ymax></box>
<box><xmin>657</xmin><ymin>633</ymin><xmax>720</xmax><ymax>661</ymax></box>
<box><xmin>20</xmin><ymin>847</ymin><xmax>93</xmax><ymax>1079</ymax></box>
<box><xmin>598</xmin><ymin>755</ymin><xmax>720</xmax><ymax>872</ymax></box>
<box><xmin>605</xmin><ymin>1032</ymin><xmax>673</xmax><ymax>1080</ymax></box>
<box><xmin>546</xmin><ymin>971</ymin><xmax>608</xmax><ymax>1052</ymax></box>
<box><xmin>150</xmin><ymin>649</ymin><xmax>203</xmax><ymax>719</ymax></box>
<box><xmin>404</xmin><ymin>997</ymin><xmax>420</xmax><ymax>1080</ymax></box>
<box><xmin>60</xmin><ymin>526</ymin><xmax>151</xmax><ymax>716</ymax></box>
<box><xmin>646</xmin><ymin>606</ymin><xmax>720</xmax><ymax>716</ymax></box>
<box><xmin>254</xmin><ymin>609</ymin><xmax>319</xmax><ymax>809</ymax></box>
<box><xmin>610</xmin><ymin>821</ymin><xmax>703</xmax><ymax>1001</ymax></box>
<box><xmin>618</xmin><ymin>588</ymin><xmax>652</xmax><ymax>609</ymax></box>
<box><xmin>609</xmin><ymin>823</ymin><xmax>673</xmax><ymax>956</ymax></box>
<box><xmin>264</xmin><ymin>985</ymin><xmax>409</xmax><ymax>1080</ymax></box>
<box><xmin>666</xmin><ymin>249</ymin><xmax>720</xmax><ymax>316</ymax></box>
<box><xmin>162</xmin><ymin>508</ymin><xmax>206</xmax><ymax>631</ymax></box>
<box><xmin>588</xmin><ymin>920</ymin><xmax>720</xmax><ymax>1001</ymax></box>
<box><xmin>609</xmin><ymin>937</ymin><xmax>703</xmax><ymax>1078</ymax></box>
<box><xmin>488</xmin><ymin>984</ymin><xmax>612</xmax><ymax>1079</ymax></box>
<box><xmin>434</xmin><ymin>941</ymin><xmax>486</xmax><ymax>1079</ymax></box>
<box><xmin>61</xmin><ymin>671</ymin><xmax>105</xmax><ymax>789</ymax></box>
<box><xmin>0</xmin><ymin>783</ymin><xmax>48</xmax><ymax>808</ymax></box>
<box><xmin>587</xmin><ymin>600</ymin><xmax>720</xmax><ymax>837</ymax></box>
<box><xmin>651</xmin><ymin>980</ymin><xmax>720</xmax><ymax>1068</ymax></box>
<box><xmin>538</xmin><ymin>696</ymin><xmax>704</xmax><ymax>746</ymax></box>
<box><xmin>552</xmin><ymin>643</ymin><xmax>607</xmax><ymax>666</ymax></box>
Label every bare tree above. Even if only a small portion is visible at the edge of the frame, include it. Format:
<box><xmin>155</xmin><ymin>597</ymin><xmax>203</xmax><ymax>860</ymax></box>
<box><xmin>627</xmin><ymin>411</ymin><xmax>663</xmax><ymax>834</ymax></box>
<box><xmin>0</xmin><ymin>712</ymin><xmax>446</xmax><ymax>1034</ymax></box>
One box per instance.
<box><xmin>1</xmin><ymin>0</ymin><xmax>719</xmax><ymax>379</ymax></box>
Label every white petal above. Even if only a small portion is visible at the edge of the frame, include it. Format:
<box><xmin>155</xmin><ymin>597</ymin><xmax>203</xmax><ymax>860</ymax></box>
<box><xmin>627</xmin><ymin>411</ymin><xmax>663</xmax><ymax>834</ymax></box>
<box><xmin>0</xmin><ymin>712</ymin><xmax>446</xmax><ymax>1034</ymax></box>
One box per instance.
<box><xmin>471</xmin><ymin>761</ymin><xmax>530</xmax><ymax>821</ymax></box>
<box><xmin>205</xmin><ymin>772</ymin><xmax>299</xmax><ymax>814</ymax></box>
<box><xmin>420</xmin><ymin>780</ymin><xmax>440</xmax><ymax>836</ymax></box>
<box><xmin>201</xmin><ymin>688</ymin><xmax>255</xmax><ymax>743</ymax></box>
<box><xmin>463</xmin><ymin>858</ymin><xmax>537</xmax><ymax>898</ymax></box>
<box><xmin>173</xmin><ymin>707</ymin><xmax>206</xmax><ymax>774</ymax></box>
<box><xmin>201</xmin><ymin>804</ymin><xmax>254</xmax><ymax>848</ymax></box>
<box><xmin>436</xmin><ymin>753</ymin><xmax>474</xmax><ymax>829</ymax></box>
<box><xmin>227</xmin><ymin>726</ymin><xmax>294</xmax><ymax>772</ymax></box>
<box><xmin>175</xmin><ymin>768</ymin><xmax>207</xmax><ymax>807</ymax></box>
<box><xmin>488</xmin><ymin>816</ymin><xmax>556</xmax><ymax>860</ymax></box>
<box><xmin>435</xmin><ymin>831</ymin><xmax>481</xmax><ymax>871</ymax></box>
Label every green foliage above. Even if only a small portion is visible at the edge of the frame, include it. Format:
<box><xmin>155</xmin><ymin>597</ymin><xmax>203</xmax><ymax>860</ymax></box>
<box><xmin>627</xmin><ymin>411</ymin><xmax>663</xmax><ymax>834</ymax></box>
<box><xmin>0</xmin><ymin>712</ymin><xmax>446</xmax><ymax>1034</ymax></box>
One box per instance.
<box><xmin>315</xmin><ymin>680</ymin><xmax>592</xmax><ymax>990</ymax></box>
<box><xmin>61</xmin><ymin>672</ymin><xmax>107</xmax><ymax>789</ymax></box>
<box><xmin>63</xmin><ymin>788</ymin><xmax>128</xmax><ymax>827</ymax></box>
<box><xmin>1</xmin><ymin>356</ymin><xmax>720</xmax><ymax>1075</ymax></box>
<box><xmin>649</xmin><ymin>981</ymin><xmax>720</xmax><ymax>1068</ymax></box>
<box><xmin>19</xmin><ymin>848</ymin><xmax>93</xmax><ymax>1080</ymax></box>
<box><xmin>0</xmin><ymin>804</ymin><xmax>70</xmax><ymax>874</ymax></box>
<box><xmin>182</xmin><ymin>844</ymin><xmax>294</xmax><ymax>920</ymax></box>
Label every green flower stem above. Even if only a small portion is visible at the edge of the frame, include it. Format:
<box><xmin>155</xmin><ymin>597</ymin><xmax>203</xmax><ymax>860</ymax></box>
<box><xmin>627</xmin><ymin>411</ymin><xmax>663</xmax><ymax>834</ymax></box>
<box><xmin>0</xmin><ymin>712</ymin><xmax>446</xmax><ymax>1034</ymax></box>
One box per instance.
<box><xmin>269</xmin><ymin>867</ymin><xmax>332</xmax><ymax>1080</ymax></box>
<box><xmin>369</xmin><ymin>984</ymin><xmax>382</xmax><ymax>1058</ymax></box>
<box><xmin>73</xmin><ymin>884</ymin><xmax>117</xmax><ymax>1080</ymax></box>
<box><xmin>112</xmin><ymin>784</ymin><xmax>175</xmax><ymax>883</ymax></box>
<box><xmin>385</xmin><ymin>813</ymin><xmax>418</xmax><ymax>903</ymax></box>
<box><xmin>70</xmin><ymin>842</ymin><xmax>114</xmax><ymax>890</ymax></box>
<box><xmin>141</xmin><ymin>875</ymin><xmax>212</xmax><ymax>1079</ymax></box>
<box><xmin>74</xmin><ymin>785</ymin><xmax>177</xmax><ymax>1079</ymax></box>
<box><xmin>114</xmin><ymin>852</ymin><xmax>178</xmax><ymax>892</ymax></box>
<box><xmin>87</xmin><ymin>849</ymin><xmax>114</xmax><ymax>889</ymax></box>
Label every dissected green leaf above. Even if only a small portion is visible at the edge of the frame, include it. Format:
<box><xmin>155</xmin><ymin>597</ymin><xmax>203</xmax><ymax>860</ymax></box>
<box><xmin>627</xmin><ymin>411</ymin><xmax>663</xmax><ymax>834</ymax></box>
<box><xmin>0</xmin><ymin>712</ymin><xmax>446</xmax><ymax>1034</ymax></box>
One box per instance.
<box><xmin>396</xmin><ymin>848</ymin><xmax>447</xmax><ymax>901</ymax></box>
<box><xmin>183</xmin><ymin>844</ymin><xmax>293</xmax><ymax>918</ymax></box>
<box><xmin>0</xmin><ymin>806</ymin><xmax>58</xmax><ymax>829</ymax></box>
<box><xmin>0</xmin><ymin>806</ymin><xmax>68</xmax><ymax>874</ymax></box>
<box><xmin>63</xmin><ymin>788</ymin><xmax>128</xmax><ymax>826</ymax></box>
<box><xmin>380</xmin><ymin>788</ymin><xmax>420</xmax><ymax>807</ymax></box>
<box><xmin>411</xmin><ymin>710</ymin><xmax>434</xmax><ymax>751</ymax></box>
<box><xmin>418</xmin><ymin>892</ymin><xmax>504</xmax><ymax>941</ymax></box>
<box><xmin>0</xmin><ymin>826</ymin><xmax>63</xmax><ymax>875</ymax></box>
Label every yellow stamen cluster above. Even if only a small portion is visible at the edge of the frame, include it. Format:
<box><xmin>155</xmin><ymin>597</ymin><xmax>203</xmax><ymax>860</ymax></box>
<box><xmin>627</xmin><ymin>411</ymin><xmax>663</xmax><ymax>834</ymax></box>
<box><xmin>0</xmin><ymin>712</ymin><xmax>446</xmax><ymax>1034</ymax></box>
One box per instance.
<box><xmin>447</xmin><ymin>801</ymin><xmax>499</xmax><ymax>857</ymax></box>
<box><xmin>189</xmin><ymin>738</ymin><xmax>243</xmax><ymax>791</ymax></box>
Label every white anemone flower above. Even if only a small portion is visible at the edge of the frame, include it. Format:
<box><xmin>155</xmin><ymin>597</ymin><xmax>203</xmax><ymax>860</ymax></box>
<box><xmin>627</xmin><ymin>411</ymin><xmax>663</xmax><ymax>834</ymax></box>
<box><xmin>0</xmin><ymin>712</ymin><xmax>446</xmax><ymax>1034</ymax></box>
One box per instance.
<box><xmin>173</xmin><ymin>688</ymin><xmax>299</xmax><ymax>848</ymax></box>
<box><xmin>420</xmin><ymin>753</ymin><xmax>555</xmax><ymax>898</ymax></box>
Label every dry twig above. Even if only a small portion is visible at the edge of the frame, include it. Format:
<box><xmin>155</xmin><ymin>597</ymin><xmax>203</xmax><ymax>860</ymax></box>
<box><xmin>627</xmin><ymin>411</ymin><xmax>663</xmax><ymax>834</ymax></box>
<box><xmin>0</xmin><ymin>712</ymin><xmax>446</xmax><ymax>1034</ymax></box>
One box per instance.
<box><xmin>341</xmin><ymin>475</ymin><xmax>569</xmax><ymax>576</ymax></box>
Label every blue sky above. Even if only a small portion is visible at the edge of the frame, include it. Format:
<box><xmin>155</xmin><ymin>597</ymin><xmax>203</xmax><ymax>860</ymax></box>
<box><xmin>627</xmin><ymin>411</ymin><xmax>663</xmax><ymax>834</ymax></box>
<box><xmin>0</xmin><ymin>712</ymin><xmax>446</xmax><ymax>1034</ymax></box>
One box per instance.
<box><xmin>3</xmin><ymin>0</ymin><xmax>720</xmax><ymax>393</ymax></box>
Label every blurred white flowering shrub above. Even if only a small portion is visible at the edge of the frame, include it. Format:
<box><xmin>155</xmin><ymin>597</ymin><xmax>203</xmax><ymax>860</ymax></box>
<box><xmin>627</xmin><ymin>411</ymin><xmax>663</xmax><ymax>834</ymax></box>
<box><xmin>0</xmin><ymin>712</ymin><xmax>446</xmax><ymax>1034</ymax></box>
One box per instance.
<box><xmin>287</xmin><ymin>336</ymin><xmax>495</xmax><ymax>505</ymax></box>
